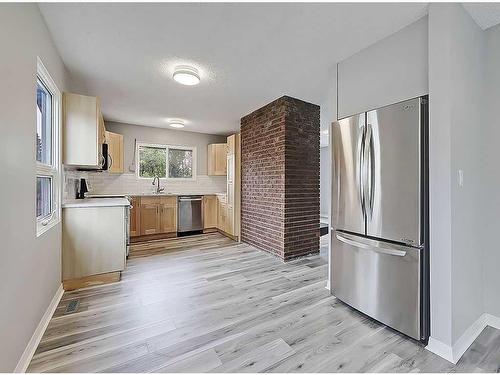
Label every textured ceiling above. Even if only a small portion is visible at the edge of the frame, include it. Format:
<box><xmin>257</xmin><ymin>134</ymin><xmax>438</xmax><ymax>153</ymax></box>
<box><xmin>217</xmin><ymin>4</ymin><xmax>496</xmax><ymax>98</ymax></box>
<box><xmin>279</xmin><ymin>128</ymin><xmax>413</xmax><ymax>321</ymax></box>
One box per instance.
<box><xmin>39</xmin><ymin>3</ymin><xmax>428</xmax><ymax>136</ymax></box>
<box><xmin>463</xmin><ymin>2</ymin><xmax>500</xmax><ymax>30</ymax></box>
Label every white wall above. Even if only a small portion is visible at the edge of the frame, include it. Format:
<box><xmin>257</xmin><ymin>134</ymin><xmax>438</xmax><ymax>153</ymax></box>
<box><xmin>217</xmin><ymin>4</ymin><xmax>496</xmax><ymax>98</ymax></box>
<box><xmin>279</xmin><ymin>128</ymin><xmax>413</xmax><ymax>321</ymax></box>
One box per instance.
<box><xmin>482</xmin><ymin>23</ymin><xmax>500</xmax><ymax>318</ymax></box>
<box><xmin>337</xmin><ymin>16</ymin><xmax>428</xmax><ymax>118</ymax></box>
<box><xmin>0</xmin><ymin>4</ymin><xmax>70</xmax><ymax>371</ymax></box>
<box><xmin>428</xmin><ymin>1</ymin><xmax>486</xmax><ymax>353</ymax></box>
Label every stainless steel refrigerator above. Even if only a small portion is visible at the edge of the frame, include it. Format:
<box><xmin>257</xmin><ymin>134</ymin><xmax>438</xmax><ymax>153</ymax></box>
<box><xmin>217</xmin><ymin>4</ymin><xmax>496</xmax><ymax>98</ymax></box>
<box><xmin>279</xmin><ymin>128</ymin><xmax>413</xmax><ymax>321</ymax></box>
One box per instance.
<box><xmin>331</xmin><ymin>96</ymin><xmax>429</xmax><ymax>342</ymax></box>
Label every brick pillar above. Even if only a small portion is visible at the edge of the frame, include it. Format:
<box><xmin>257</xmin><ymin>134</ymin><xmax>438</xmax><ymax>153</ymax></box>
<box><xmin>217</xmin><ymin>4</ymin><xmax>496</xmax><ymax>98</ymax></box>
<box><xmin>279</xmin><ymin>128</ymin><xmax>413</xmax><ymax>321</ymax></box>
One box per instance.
<box><xmin>241</xmin><ymin>96</ymin><xmax>320</xmax><ymax>261</ymax></box>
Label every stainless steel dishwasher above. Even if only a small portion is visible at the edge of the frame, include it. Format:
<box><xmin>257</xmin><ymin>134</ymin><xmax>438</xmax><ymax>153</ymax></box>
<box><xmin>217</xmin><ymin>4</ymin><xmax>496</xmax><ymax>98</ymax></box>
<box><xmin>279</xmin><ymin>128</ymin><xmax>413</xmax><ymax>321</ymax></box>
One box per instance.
<box><xmin>177</xmin><ymin>195</ymin><xmax>203</xmax><ymax>234</ymax></box>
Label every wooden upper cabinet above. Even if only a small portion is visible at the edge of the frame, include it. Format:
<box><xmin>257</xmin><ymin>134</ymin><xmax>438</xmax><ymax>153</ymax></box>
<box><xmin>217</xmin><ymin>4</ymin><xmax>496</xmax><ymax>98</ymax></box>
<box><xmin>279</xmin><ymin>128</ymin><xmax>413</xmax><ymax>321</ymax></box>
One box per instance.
<box><xmin>130</xmin><ymin>197</ymin><xmax>141</xmax><ymax>237</ymax></box>
<box><xmin>208</xmin><ymin>143</ymin><xmax>227</xmax><ymax>176</ymax></box>
<box><xmin>203</xmin><ymin>195</ymin><xmax>217</xmax><ymax>229</ymax></box>
<box><xmin>227</xmin><ymin>134</ymin><xmax>236</xmax><ymax>155</ymax></box>
<box><xmin>105</xmin><ymin>131</ymin><xmax>124</xmax><ymax>174</ymax></box>
<box><xmin>63</xmin><ymin>93</ymin><xmax>105</xmax><ymax>168</ymax></box>
<box><xmin>160</xmin><ymin>196</ymin><xmax>177</xmax><ymax>233</ymax></box>
<box><xmin>140</xmin><ymin>197</ymin><xmax>161</xmax><ymax>235</ymax></box>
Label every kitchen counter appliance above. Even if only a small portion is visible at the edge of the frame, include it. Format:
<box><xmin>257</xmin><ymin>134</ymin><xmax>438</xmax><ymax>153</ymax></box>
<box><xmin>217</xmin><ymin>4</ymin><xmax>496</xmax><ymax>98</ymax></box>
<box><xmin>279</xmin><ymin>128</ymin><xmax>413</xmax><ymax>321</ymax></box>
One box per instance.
<box><xmin>331</xmin><ymin>96</ymin><xmax>429</xmax><ymax>342</ymax></box>
<box><xmin>178</xmin><ymin>195</ymin><xmax>203</xmax><ymax>235</ymax></box>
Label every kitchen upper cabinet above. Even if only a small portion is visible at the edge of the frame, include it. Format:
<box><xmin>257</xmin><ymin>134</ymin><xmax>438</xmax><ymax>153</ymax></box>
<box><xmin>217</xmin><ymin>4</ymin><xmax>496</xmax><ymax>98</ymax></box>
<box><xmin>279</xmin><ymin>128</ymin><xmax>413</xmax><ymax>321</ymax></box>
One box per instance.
<box><xmin>160</xmin><ymin>196</ymin><xmax>177</xmax><ymax>233</ymax></box>
<box><xmin>227</xmin><ymin>135</ymin><xmax>236</xmax><ymax>155</ymax></box>
<box><xmin>130</xmin><ymin>196</ymin><xmax>141</xmax><ymax>237</ymax></box>
<box><xmin>203</xmin><ymin>195</ymin><xmax>217</xmax><ymax>229</ymax></box>
<box><xmin>63</xmin><ymin>93</ymin><xmax>106</xmax><ymax>168</ymax></box>
<box><xmin>140</xmin><ymin>197</ymin><xmax>161</xmax><ymax>235</ymax></box>
<box><xmin>105</xmin><ymin>131</ymin><xmax>124</xmax><ymax>174</ymax></box>
<box><xmin>208</xmin><ymin>143</ymin><xmax>227</xmax><ymax>176</ymax></box>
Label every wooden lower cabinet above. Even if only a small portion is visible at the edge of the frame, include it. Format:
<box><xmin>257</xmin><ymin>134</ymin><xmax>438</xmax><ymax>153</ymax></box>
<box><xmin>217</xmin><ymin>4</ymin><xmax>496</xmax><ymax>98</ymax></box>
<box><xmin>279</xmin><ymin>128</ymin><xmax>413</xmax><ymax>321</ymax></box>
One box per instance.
<box><xmin>140</xmin><ymin>198</ymin><xmax>161</xmax><ymax>235</ymax></box>
<box><xmin>203</xmin><ymin>195</ymin><xmax>217</xmax><ymax>229</ymax></box>
<box><xmin>217</xmin><ymin>195</ymin><xmax>228</xmax><ymax>233</ymax></box>
<box><xmin>226</xmin><ymin>205</ymin><xmax>234</xmax><ymax>235</ymax></box>
<box><xmin>160</xmin><ymin>197</ymin><xmax>177</xmax><ymax>233</ymax></box>
<box><xmin>133</xmin><ymin>196</ymin><xmax>177</xmax><ymax>237</ymax></box>
<box><xmin>130</xmin><ymin>196</ymin><xmax>141</xmax><ymax>237</ymax></box>
<box><xmin>131</xmin><ymin>194</ymin><xmax>238</xmax><ymax>240</ymax></box>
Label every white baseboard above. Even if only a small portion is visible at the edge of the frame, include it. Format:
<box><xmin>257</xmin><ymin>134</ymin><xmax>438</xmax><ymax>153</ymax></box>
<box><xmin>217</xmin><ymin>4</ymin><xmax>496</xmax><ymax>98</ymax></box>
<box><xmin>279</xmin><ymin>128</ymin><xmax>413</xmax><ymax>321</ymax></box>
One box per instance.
<box><xmin>325</xmin><ymin>280</ymin><xmax>331</xmax><ymax>291</ymax></box>
<box><xmin>485</xmin><ymin>313</ymin><xmax>500</xmax><ymax>330</ymax></box>
<box><xmin>426</xmin><ymin>336</ymin><xmax>454</xmax><ymax>363</ymax></box>
<box><xmin>426</xmin><ymin>312</ymin><xmax>500</xmax><ymax>364</ymax></box>
<box><xmin>14</xmin><ymin>284</ymin><xmax>64</xmax><ymax>372</ymax></box>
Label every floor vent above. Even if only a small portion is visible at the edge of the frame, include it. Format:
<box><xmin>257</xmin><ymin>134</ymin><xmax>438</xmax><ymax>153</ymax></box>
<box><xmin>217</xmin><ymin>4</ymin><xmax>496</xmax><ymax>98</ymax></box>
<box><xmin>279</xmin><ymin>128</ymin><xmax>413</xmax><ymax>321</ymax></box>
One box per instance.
<box><xmin>65</xmin><ymin>300</ymin><xmax>79</xmax><ymax>314</ymax></box>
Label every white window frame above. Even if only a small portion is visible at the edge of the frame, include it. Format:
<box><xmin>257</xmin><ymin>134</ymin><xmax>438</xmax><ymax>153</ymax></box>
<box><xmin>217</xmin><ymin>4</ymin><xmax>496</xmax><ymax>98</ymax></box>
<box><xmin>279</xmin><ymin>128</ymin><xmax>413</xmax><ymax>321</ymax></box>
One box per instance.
<box><xmin>136</xmin><ymin>142</ymin><xmax>197</xmax><ymax>181</ymax></box>
<box><xmin>36</xmin><ymin>57</ymin><xmax>61</xmax><ymax>237</ymax></box>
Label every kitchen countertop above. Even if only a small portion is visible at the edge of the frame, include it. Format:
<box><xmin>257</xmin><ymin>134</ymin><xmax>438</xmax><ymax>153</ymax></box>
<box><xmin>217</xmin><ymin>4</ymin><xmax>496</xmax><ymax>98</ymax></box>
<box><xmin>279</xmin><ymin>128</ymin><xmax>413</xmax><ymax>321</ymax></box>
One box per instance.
<box><xmin>62</xmin><ymin>197</ymin><xmax>131</xmax><ymax>208</ymax></box>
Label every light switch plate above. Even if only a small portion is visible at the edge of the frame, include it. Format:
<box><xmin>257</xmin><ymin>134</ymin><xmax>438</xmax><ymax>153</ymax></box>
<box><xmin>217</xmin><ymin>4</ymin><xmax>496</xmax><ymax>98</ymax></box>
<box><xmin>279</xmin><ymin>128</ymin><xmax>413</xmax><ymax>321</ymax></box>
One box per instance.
<box><xmin>458</xmin><ymin>170</ymin><xmax>464</xmax><ymax>187</ymax></box>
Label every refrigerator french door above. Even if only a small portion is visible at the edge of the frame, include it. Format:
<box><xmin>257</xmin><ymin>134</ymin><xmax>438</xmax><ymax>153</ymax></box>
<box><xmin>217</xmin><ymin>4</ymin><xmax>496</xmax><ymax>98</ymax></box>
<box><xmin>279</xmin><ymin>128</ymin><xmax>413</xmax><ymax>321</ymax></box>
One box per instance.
<box><xmin>331</xmin><ymin>96</ymin><xmax>429</xmax><ymax>342</ymax></box>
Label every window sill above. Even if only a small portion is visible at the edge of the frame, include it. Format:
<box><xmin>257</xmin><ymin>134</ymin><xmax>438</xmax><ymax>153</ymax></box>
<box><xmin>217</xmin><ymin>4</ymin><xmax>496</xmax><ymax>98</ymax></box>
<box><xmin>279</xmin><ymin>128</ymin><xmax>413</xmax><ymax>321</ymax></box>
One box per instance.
<box><xmin>36</xmin><ymin>217</ymin><xmax>60</xmax><ymax>238</ymax></box>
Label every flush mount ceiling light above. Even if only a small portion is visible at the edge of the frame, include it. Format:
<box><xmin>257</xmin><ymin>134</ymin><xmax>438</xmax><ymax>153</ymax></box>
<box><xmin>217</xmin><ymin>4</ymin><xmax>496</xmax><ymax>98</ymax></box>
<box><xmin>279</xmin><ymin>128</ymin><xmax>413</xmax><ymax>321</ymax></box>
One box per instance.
<box><xmin>169</xmin><ymin>119</ymin><xmax>185</xmax><ymax>128</ymax></box>
<box><xmin>173</xmin><ymin>66</ymin><xmax>200</xmax><ymax>86</ymax></box>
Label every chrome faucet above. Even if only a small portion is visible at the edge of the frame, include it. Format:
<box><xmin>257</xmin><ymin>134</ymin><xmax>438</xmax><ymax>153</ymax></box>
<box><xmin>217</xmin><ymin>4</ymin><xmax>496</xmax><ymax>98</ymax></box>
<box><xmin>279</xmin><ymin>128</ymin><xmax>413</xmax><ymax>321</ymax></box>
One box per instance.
<box><xmin>152</xmin><ymin>176</ymin><xmax>165</xmax><ymax>194</ymax></box>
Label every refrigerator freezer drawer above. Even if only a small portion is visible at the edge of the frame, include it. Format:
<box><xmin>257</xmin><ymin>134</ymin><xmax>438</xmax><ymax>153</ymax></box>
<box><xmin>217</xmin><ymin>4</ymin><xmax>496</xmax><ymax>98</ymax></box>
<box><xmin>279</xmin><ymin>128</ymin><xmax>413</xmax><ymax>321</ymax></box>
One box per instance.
<box><xmin>331</xmin><ymin>231</ymin><xmax>421</xmax><ymax>340</ymax></box>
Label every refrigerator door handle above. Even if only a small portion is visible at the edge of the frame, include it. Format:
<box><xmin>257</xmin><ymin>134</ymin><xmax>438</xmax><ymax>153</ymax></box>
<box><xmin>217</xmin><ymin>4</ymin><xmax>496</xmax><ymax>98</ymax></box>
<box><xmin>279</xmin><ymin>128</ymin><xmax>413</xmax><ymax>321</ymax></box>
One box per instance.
<box><xmin>364</xmin><ymin>123</ymin><xmax>374</xmax><ymax>218</ymax></box>
<box><xmin>358</xmin><ymin>124</ymin><xmax>366</xmax><ymax>218</ymax></box>
<box><xmin>335</xmin><ymin>231</ymin><xmax>407</xmax><ymax>257</ymax></box>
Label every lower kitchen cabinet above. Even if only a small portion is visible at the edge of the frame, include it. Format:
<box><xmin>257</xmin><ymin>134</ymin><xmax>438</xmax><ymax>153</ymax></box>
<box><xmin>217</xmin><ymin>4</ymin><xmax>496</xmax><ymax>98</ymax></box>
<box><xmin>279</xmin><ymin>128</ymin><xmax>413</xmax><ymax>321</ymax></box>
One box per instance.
<box><xmin>130</xmin><ymin>196</ymin><xmax>141</xmax><ymax>237</ymax></box>
<box><xmin>135</xmin><ymin>196</ymin><xmax>177</xmax><ymax>237</ymax></box>
<box><xmin>203</xmin><ymin>195</ymin><xmax>217</xmax><ymax>229</ymax></box>
<box><xmin>62</xmin><ymin>204</ymin><xmax>127</xmax><ymax>284</ymax></box>
<box><xmin>217</xmin><ymin>194</ymin><xmax>228</xmax><ymax>233</ymax></box>
<box><xmin>160</xmin><ymin>196</ymin><xmax>177</xmax><ymax>233</ymax></box>
<box><xmin>140</xmin><ymin>197</ymin><xmax>162</xmax><ymax>235</ymax></box>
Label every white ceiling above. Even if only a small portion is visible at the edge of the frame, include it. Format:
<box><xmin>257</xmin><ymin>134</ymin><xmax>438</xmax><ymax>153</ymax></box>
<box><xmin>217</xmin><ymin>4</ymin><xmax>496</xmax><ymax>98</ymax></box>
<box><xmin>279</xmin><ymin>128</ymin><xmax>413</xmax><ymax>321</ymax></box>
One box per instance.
<box><xmin>463</xmin><ymin>2</ymin><xmax>500</xmax><ymax>30</ymax></box>
<box><xmin>39</xmin><ymin>3</ymin><xmax>429</xmax><ymax>135</ymax></box>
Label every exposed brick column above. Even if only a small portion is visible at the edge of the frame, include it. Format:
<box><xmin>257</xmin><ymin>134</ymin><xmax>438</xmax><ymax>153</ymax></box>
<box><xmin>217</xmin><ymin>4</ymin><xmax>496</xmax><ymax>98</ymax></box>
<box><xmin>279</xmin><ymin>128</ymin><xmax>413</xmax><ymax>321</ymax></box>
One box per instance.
<box><xmin>241</xmin><ymin>96</ymin><xmax>320</xmax><ymax>261</ymax></box>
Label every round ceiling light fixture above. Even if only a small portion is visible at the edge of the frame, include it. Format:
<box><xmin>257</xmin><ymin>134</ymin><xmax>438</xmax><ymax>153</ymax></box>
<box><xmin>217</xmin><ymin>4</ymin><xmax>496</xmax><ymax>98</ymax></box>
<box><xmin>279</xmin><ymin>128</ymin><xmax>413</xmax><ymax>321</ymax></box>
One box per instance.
<box><xmin>173</xmin><ymin>66</ymin><xmax>200</xmax><ymax>86</ymax></box>
<box><xmin>169</xmin><ymin>119</ymin><xmax>185</xmax><ymax>128</ymax></box>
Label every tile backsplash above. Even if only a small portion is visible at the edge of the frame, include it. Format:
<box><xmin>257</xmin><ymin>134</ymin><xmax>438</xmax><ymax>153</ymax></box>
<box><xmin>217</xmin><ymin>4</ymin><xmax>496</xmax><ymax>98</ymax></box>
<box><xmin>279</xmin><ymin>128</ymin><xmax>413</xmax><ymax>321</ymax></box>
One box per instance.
<box><xmin>63</xmin><ymin>168</ymin><xmax>227</xmax><ymax>200</ymax></box>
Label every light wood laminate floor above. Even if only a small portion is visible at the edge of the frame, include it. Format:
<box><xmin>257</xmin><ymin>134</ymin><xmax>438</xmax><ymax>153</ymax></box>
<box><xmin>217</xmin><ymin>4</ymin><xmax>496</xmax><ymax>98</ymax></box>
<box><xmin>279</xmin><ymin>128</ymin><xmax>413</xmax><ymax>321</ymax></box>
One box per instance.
<box><xmin>28</xmin><ymin>232</ymin><xmax>500</xmax><ymax>372</ymax></box>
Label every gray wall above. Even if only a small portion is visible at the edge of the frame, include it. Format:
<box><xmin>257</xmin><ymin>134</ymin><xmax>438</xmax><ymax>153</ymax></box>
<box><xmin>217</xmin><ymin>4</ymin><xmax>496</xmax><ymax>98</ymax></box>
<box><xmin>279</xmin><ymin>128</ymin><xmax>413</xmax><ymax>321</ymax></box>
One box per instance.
<box><xmin>320</xmin><ymin>146</ymin><xmax>330</xmax><ymax>218</ymax></box>
<box><xmin>482</xmin><ymin>23</ymin><xmax>500</xmax><ymax>318</ymax></box>
<box><xmin>105</xmin><ymin>121</ymin><xmax>226</xmax><ymax>176</ymax></box>
<box><xmin>0</xmin><ymin>4</ymin><xmax>70</xmax><ymax>371</ymax></box>
<box><xmin>337</xmin><ymin>16</ymin><xmax>428</xmax><ymax>118</ymax></box>
<box><xmin>428</xmin><ymin>2</ymin><xmax>485</xmax><ymax>346</ymax></box>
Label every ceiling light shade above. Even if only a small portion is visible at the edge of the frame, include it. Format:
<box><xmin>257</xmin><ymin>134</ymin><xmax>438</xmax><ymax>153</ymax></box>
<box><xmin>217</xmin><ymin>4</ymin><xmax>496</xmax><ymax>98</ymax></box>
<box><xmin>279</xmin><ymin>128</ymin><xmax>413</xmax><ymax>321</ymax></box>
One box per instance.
<box><xmin>169</xmin><ymin>119</ymin><xmax>185</xmax><ymax>128</ymax></box>
<box><xmin>173</xmin><ymin>66</ymin><xmax>200</xmax><ymax>86</ymax></box>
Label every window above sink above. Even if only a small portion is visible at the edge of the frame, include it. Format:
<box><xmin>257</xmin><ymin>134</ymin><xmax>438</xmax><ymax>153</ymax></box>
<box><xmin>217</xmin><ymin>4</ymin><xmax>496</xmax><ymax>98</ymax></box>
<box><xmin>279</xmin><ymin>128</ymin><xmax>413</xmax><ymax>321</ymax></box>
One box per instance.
<box><xmin>137</xmin><ymin>142</ymin><xmax>196</xmax><ymax>181</ymax></box>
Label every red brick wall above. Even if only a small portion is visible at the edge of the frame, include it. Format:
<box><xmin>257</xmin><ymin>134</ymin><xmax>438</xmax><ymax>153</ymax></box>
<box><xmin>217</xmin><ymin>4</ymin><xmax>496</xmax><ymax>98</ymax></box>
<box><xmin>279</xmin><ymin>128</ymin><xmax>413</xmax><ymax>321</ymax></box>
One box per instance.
<box><xmin>241</xmin><ymin>96</ymin><xmax>320</xmax><ymax>261</ymax></box>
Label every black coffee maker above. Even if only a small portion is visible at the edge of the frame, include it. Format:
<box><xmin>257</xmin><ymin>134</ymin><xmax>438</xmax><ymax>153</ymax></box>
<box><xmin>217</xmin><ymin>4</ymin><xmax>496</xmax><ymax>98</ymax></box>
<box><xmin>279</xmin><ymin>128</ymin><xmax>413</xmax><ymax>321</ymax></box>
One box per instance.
<box><xmin>76</xmin><ymin>178</ymin><xmax>88</xmax><ymax>199</ymax></box>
